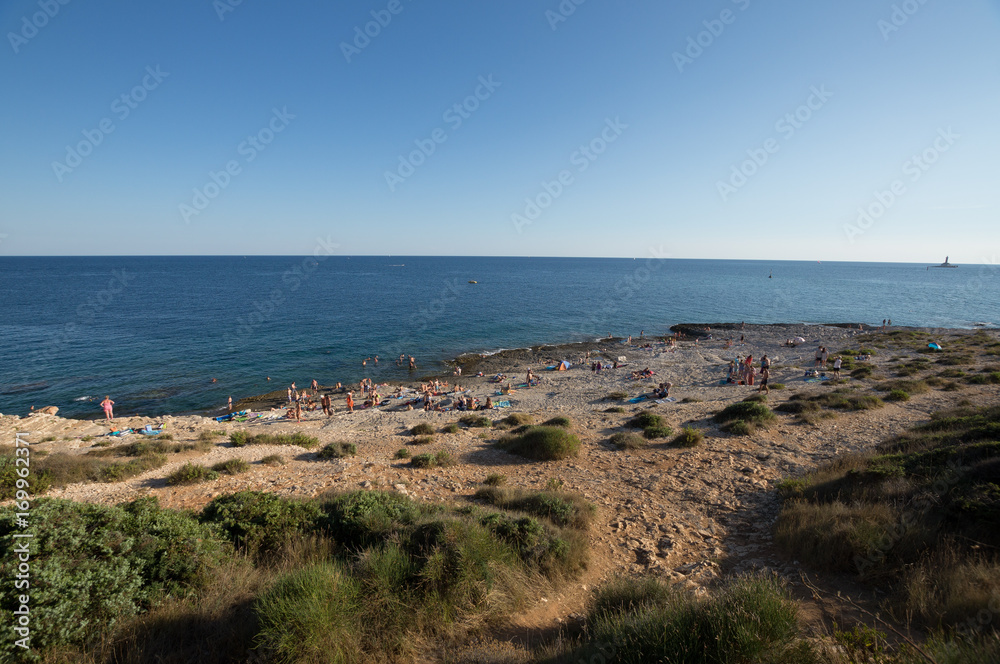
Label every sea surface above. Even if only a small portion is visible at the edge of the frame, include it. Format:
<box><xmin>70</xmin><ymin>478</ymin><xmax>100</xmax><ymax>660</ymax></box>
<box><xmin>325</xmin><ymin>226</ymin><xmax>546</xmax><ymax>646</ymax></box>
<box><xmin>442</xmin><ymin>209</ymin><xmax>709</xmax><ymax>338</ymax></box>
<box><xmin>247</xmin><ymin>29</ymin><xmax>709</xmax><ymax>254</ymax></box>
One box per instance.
<box><xmin>1</xmin><ymin>256</ymin><xmax>997</xmax><ymax>418</ymax></box>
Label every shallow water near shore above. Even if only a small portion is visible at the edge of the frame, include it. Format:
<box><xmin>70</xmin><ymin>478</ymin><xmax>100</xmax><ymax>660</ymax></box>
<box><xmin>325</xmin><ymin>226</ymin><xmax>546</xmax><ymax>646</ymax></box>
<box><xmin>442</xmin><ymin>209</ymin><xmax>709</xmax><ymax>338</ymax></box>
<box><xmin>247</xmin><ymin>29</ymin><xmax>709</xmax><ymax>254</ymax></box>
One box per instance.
<box><xmin>1</xmin><ymin>256</ymin><xmax>997</xmax><ymax>417</ymax></box>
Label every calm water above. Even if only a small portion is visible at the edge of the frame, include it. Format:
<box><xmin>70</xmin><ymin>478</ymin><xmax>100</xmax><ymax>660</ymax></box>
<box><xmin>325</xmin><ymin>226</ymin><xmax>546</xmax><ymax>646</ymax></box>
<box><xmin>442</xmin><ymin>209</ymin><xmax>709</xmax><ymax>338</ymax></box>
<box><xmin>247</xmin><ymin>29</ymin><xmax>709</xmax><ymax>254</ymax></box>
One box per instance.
<box><xmin>1</xmin><ymin>256</ymin><xmax>997</xmax><ymax>417</ymax></box>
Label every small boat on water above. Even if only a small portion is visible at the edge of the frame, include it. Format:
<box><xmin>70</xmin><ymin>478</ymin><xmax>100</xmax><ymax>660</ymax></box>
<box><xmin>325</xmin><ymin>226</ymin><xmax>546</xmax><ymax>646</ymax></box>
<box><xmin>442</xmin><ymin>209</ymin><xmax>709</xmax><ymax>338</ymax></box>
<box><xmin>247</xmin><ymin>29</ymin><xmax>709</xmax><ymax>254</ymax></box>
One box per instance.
<box><xmin>928</xmin><ymin>256</ymin><xmax>957</xmax><ymax>269</ymax></box>
<box><xmin>468</xmin><ymin>280</ymin><xmax>478</xmax><ymax>284</ymax></box>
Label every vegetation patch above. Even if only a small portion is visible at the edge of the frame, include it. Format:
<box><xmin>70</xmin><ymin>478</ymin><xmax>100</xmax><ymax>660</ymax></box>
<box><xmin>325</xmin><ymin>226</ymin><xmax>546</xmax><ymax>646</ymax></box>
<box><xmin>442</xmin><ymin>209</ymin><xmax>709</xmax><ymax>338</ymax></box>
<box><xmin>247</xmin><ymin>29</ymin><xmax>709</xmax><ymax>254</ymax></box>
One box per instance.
<box><xmin>603</xmin><ymin>406</ymin><xmax>626</xmax><ymax>413</ymax></box>
<box><xmin>394</xmin><ymin>448</ymin><xmax>411</xmax><ymax>460</ymax></box>
<box><xmin>410</xmin><ymin>422</ymin><xmax>435</xmax><ymax>436</ymax></box>
<box><xmin>211</xmin><ymin>458</ymin><xmax>250</xmax><ymax>475</ymax></box>
<box><xmin>474</xmin><ymin>486</ymin><xmax>594</xmax><ymax>530</ymax></box>
<box><xmin>671</xmin><ymin>427</ymin><xmax>703</xmax><ymax>448</ymax></box>
<box><xmin>541</xmin><ymin>416</ymin><xmax>572</xmax><ymax>428</ymax></box>
<box><xmin>608</xmin><ymin>432</ymin><xmax>647</xmax><ymax>450</ymax></box>
<box><xmin>494</xmin><ymin>413</ymin><xmax>534</xmax><ymax>430</ymax></box>
<box><xmin>316</xmin><ymin>442</ymin><xmax>357</xmax><ymax>460</ymax></box>
<box><xmin>228</xmin><ymin>431</ymin><xmax>319</xmax><ymax>449</ymax></box>
<box><xmin>259</xmin><ymin>454</ymin><xmax>285</xmax><ymax>466</ymax></box>
<box><xmin>410</xmin><ymin>436</ymin><xmax>434</xmax><ymax>446</ymax></box>
<box><xmin>496</xmin><ymin>426</ymin><xmax>581</xmax><ymax>461</ymax></box>
<box><xmin>713</xmin><ymin>401</ymin><xmax>776</xmax><ymax>435</ymax></box>
<box><xmin>604</xmin><ymin>391</ymin><xmax>628</xmax><ymax>401</ymax></box>
<box><xmin>167</xmin><ymin>463</ymin><xmax>219</xmax><ymax>485</ymax></box>
<box><xmin>459</xmin><ymin>414</ymin><xmax>492</xmax><ymax>428</ymax></box>
<box><xmin>441</xmin><ymin>423</ymin><xmax>460</xmax><ymax>434</ymax></box>
<box><xmin>483</xmin><ymin>473</ymin><xmax>507</xmax><ymax>486</ymax></box>
<box><xmin>774</xmin><ymin>403</ymin><xmax>1000</xmax><ymax>632</ymax></box>
<box><xmin>410</xmin><ymin>450</ymin><xmax>455</xmax><ymax>469</ymax></box>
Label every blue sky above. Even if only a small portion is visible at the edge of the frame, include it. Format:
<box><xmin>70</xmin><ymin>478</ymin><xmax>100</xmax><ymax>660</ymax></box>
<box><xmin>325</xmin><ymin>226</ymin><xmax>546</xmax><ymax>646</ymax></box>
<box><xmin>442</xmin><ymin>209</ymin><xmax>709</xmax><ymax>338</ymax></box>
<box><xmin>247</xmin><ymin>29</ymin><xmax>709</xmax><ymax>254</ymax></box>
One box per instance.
<box><xmin>1</xmin><ymin>0</ymin><xmax>997</xmax><ymax>261</ymax></box>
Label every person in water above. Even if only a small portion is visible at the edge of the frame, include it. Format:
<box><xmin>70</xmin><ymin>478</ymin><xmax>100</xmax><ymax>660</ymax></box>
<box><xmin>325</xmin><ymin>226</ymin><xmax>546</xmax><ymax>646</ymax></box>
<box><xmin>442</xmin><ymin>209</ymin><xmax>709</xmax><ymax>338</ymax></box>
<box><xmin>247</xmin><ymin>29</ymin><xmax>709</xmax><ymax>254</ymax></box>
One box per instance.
<box><xmin>100</xmin><ymin>396</ymin><xmax>115</xmax><ymax>421</ymax></box>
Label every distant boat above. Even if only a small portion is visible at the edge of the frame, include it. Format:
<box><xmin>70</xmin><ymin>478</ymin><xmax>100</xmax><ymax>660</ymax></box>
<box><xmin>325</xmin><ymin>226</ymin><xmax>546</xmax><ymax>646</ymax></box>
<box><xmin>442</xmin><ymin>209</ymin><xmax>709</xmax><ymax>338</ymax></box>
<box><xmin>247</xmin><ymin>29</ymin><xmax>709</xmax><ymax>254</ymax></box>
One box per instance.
<box><xmin>769</xmin><ymin>270</ymin><xmax>772</xmax><ymax>279</ymax></box>
<box><xmin>928</xmin><ymin>256</ymin><xmax>957</xmax><ymax>270</ymax></box>
<box><xmin>468</xmin><ymin>280</ymin><xmax>478</xmax><ymax>284</ymax></box>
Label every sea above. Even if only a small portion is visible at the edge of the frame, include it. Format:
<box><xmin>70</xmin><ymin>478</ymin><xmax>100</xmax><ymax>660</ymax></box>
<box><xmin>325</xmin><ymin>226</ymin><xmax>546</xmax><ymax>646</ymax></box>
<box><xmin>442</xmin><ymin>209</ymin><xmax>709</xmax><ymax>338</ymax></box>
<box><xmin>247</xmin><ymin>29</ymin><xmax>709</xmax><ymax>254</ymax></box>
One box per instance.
<box><xmin>1</xmin><ymin>256</ymin><xmax>997</xmax><ymax>418</ymax></box>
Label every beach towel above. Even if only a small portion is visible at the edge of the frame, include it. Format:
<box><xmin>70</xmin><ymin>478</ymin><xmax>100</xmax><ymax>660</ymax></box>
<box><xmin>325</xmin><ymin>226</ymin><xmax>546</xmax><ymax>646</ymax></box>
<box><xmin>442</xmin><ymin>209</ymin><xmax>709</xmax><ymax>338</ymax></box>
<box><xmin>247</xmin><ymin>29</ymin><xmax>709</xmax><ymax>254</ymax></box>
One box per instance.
<box><xmin>492</xmin><ymin>400</ymin><xmax>511</xmax><ymax>408</ymax></box>
<box><xmin>654</xmin><ymin>398</ymin><xmax>677</xmax><ymax>404</ymax></box>
<box><xmin>627</xmin><ymin>395</ymin><xmax>647</xmax><ymax>403</ymax></box>
<box><xmin>804</xmin><ymin>376</ymin><xmax>830</xmax><ymax>383</ymax></box>
<box><xmin>545</xmin><ymin>365</ymin><xmax>557</xmax><ymax>370</ymax></box>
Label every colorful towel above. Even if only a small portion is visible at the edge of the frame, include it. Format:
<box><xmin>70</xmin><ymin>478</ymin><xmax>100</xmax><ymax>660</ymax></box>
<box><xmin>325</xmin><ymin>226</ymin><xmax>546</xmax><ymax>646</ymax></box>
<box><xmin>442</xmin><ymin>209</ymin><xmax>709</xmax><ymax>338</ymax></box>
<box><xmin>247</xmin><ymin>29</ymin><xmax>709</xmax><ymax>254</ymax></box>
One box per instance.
<box><xmin>654</xmin><ymin>398</ymin><xmax>677</xmax><ymax>404</ymax></box>
<box><xmin>627</xmin><ymin>396</ymin><xmax>647</xmax><ymax>403</ymax></box>
<box><xmin>492</xmin><ymin>400</ymin><xmax>511</xmax><ymax>408</ymax></box>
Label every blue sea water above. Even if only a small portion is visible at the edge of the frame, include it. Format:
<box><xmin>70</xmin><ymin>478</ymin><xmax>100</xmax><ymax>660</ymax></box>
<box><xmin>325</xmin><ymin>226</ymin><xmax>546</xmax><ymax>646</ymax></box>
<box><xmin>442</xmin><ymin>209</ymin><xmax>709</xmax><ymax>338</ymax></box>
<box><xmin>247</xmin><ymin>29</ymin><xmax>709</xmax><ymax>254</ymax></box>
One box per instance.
<box><xmin>1</xmin><ymin>256</ymin><xmax>997</xmax><ymax>418</ymax></box>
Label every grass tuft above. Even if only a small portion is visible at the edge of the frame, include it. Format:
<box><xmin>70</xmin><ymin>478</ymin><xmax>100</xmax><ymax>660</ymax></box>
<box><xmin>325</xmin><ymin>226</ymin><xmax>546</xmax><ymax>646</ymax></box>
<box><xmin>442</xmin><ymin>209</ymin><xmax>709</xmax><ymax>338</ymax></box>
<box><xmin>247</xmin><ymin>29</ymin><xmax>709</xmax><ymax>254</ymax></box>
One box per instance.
<box><xmin>496</xmin><ymin>426</ymin><xmax>581</xmax><ymax>461</ymax></box>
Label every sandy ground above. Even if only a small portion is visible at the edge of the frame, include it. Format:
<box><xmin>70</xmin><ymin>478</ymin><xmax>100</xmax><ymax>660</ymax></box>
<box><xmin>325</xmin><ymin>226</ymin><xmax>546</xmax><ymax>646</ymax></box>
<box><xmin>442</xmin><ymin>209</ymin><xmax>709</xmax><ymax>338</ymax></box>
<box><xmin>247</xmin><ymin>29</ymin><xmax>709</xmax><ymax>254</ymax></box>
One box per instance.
<box><xmin>3</xmin><ymin>323</ymin><xmax>998</xmax><ymax>642</ymax></box>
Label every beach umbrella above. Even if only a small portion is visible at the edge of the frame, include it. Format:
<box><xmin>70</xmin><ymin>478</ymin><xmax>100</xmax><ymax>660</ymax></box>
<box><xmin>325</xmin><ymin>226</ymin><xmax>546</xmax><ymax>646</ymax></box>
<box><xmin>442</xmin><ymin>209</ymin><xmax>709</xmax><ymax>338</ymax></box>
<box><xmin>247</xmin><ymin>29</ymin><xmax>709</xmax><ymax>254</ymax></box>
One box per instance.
<box><xmin>793</xmin><ymin>336</ymin><xmax>806</xmax><ymax>344</ymax></box>
<box><xmin>928</xmin><ymin>342</ymin><xmax>942</xmax><ymax>350</ymax></box>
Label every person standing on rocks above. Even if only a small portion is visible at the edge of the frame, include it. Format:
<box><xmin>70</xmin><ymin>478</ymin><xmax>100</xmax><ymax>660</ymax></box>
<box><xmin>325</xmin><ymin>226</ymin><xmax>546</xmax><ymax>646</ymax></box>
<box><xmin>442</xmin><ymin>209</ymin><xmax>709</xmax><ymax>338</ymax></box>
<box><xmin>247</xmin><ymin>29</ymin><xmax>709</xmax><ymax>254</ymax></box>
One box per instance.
<box><xmin>758</xmin><ymin>366</ymin><xmax>770</xmax><ymax>394</ymax></box>
<box><xmin>321</xmin><ymin>393</ymin><xmax>331</xmax><ymax>417</ymax></box>
<box><xmin>100</xmin><ymin>396</ymin><xmax>115</xmax><ymax>421</ymax></box>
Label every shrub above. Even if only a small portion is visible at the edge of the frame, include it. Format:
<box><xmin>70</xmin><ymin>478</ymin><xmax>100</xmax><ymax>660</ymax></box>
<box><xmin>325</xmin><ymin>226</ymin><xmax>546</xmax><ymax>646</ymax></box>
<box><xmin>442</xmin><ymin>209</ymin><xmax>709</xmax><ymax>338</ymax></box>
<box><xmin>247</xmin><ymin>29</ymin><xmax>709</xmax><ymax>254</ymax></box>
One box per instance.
<box><xmin>459</xmin><ymin>415</ymin><xmax>492</xmax><ymax>428</ymax></box>
<box><xmin>166</xmin><ymin>463</ymin><xmax>219</xmax><ymax>486</ymax></box>
<box><xmin>410</xmin><ymin>422</ymin><xmax>435</xmax><ymax>436</ymax></box>
<box><xmin>887</xmin><ymin>389</ymin><xmax>910</xmax><ymax>402</ymax></box>
<box><xmin>483</xmin><ymin>473</ymin><xmax>507</xmax><ymax>486</ymax></box>
<box><xmin>197</xmin><ymin>430</ymin><xmax>224</xmax><ymax>444</ymax></box>
<box><xmin>411</xmin><ymin>436</ymin><xmax>434</xmax><ymax>446</ymax></box>
<box><xmin>966</xmin><ymin>372</ymin><xmax>1000</xmax><ymax>385</ymax></box>
<box><xmin>442</xmin><ymin>423</ymin><xmax>460</xmax><ymax>434</ymax></box>
<box><xmin>229</xmin><ymin>430</ymin><xmax>249</xmax><ymax>447</ymax></box>
<box><xmin>411</xmin><ymin>451</ymin><xmax>455</xmax><ymax>469</ymax></box>
<box><xmin>496</xmin><ymin>426</ymin><xmax>581</xmax><ymax>461</ymax></box>
<box><xmin>317</xmin><ymin>442</ymin><xmax>357</xmax><ymax>460</ymax></box>
<box><xmin>260</xmin><ymin>454</ymin><xmax>285</xmax><ymax>466</ymax></box>
<box><xmin>609</xmin><ymin>432</ymin><xmax>647</xmax><ymax>450</ymax></box>
<box><xmin>714</xmin><ymin>401</ymin><xmax>776</xmax><ymax>427</ymax></box>
<box><xmin>680</xmin><ymin>397</ymin><xmax>703</xmax><ymax>403</ymax></box>
<box><xmin>99</xmin><ymin>453</ymin><xmax>168</xmax><ymax>483</ymax></box>
<box><xmin>851</xmin><ymin>366</ymin><xmax>874</xmax><ymax>379</ymax></box>
<box><xmin>0</xmin><ymin>455</ymin><xmax>52</xmax><ymax>499</ymax></box>
<box><xmin>394</xmin><ymin>448</ymin><xmax>410</xmax><ymax>460</ymax></box>
<box><xmin>724</xmin><ymin>420</ymin><xmax>754</xmax><ymax>436</ymax></box>
<box><xmin>494</xmin><ymin>413</ymin><xmax>533</xmax><ymax>430</ymax></box>
<box><xmin>604</xmin><ymin>406</ymin><xmax>626</xmax><ymax>413</ymax></box>
<box><xmin>642</xmin><ymin>426</ymin><xmax>673</xmax><ymax>440</ymax></box>
<box><xmin>475</xmin><ymin>486</ymin><xmax>594</xmax><ymax>530</ymax></box>
<box><xmin>0</xmin><ymin>497</ymin><xmax>224</xmax><ymax>658</ymax></box>
<box><xmin>630</xmin><ymin>412</ymin><xmax>663</xmax><ymax>429</ymax></box>
<box><xmin>742</xmin><ymin>393</ymin><xmax>767</xmax><ymax>403</ymax></box>
<box><xmin>542</xmin><ymin>416</ymin><xmax>572</xmax><ymax>428</ymax></box>
<box><xmin>201</xmin><ymin>491</ymin><xmax>322</xmax><ymax>559</ymax></box>
<box><xmin>604</xmin><ymin>392</ymin><xmax>628</xmax><ymax>401</ymax></box>
<box><xmin>671</xmin><ymin>427</ymin><xmax>703</xmax><ymax>448</ymax></box>
<box><xmin>212</xmin><ymin>459</ymin><xmax>250</xmax><ymax>475</ymax></box>
<box><xmin>229</xmin><ymin>431</ymin><xmax>319</xmax><ymax>448</ymax></box>
<box><xmin>576</xmin><ymin>574</ymin><xmax>799</xmax><ymax>664</ymax></box>
<box><xmin>770</xmin><ymin>383</ymin><xmax>786</xmax><ymax>390</ymax></box>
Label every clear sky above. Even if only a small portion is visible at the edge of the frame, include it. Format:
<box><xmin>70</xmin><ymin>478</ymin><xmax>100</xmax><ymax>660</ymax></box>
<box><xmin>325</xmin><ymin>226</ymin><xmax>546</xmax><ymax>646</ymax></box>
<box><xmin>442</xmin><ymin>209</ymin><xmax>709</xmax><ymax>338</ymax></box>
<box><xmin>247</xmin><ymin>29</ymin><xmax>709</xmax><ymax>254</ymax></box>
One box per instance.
<box><xmin>1</xmin><ymin>0</ymin><xmax>997</xmax><ymax>261</ymax></box>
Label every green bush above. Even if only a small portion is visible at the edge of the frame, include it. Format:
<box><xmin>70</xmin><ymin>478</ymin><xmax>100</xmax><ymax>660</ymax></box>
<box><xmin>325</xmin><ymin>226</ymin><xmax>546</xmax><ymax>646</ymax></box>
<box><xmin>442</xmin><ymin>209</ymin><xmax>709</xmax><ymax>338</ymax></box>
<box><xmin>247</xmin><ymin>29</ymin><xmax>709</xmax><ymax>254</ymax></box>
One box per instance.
<box><xmin>260</xmin><ymin>454</ymin><xmax>285</xmax><ymax>466</ymax></box>
<box><xmin>211</xmin><ymin>458</ymin><xmax>250</xmax><ymax>475</ymax></box>
<box><xmin>542</xmin><ymin>416</ymin><xmax>572</xmax><ymax>428</ymax></box>
<box><xmin>410</xmin><ymin>451</ymin><xmax>455</xmax><ymax>469</ymax></box>
<box><xmin>642</xmin><ymin>426</ymin><xmax>673</xmax><ymax>440</ymax></box>
<box><xmin>201</xmin><ymin>491</ymin><xmax>322</xmax><ymax>560</ymax></box>
<box><xmin>0</xmin><ymin>455</ymin><xmax>52</xmax><ymax>499</ymax></box>
<box><xmin>229</xmin><ymin>431</ymin><xmax>319</xmax><ymax>449</ymax></box>
<box><xmin>475</xmin><ymin>486</ymin><xmax>594</xmax><ymax>530</ymax></box>
<box><xmin>410</xmin><ymin>422</ymin><xmax>435</xmax><ymax>436</ymax></box>
<box><xmin>166</xmin><ymin>463</ymin><xmax>218</xmax><ymax>485</ymax></box>
<box><xmin>410</xmin><ymin>436</ymin><xmax>434</xmax><ymax>446</ymax></box>
<box><xmin>671</xmin><ymin>427</ymin><xmax>703</xmax><ymax>448</ymax></box>
<box><xmin>394</xmin><ymin>448</ymin><xmax>411</xmax><ymax>460</ymax></box>
<box><xmin>317</xmin><ymin>490</ymin><xmax>428</xmax><ymax>550</ymax></box>
<box><xmin>609</xmin><ymin>432</ymin><xmax>647</xmax><ymax>450</ymax></box>
<box><xmin>0</xmin><ymin>497</ymin><xmax>223</xmax><ymax>658</ymax></box>
<box><xmin>494</xmin><ymin>413</ymin><xmax>533</xmax><ymax>430</ymax></box>
<box><xmin>496</xmin><ymin>426</ymin><xmax>581</xmax><ymax>461</ymax></box>
<box><xmin>459</xmin><ymin>414</ymin><xmax>492</xmax><ymax>428</ymax></box>
<box><xmin>604</xmin><ymin>406</ymin><xmax>626</xmax><ymax>413</ymax></box>
<box><xmin>575</xmin><ymin>574</ymin><xmax>799</xmax><ymax>664</ymax></box>
<box><xmin>630</xmin><ymin>412</ymin><xmax>663</xmax><ymax>429</ymax></box>
<box><xmin>442</xmin><ymin>423</ymin><xmax>460</xmax><ymax>434</ymax></box>
<box><xmin>483</xmin><ymin>473</ymin><xmax>507</xmax><ymax>486</ymax></box>
<box><xmin>604</xmin><ymin>391</ymin><xmax>628</xmax><ymax>401</ymax></box>
<box><xmin>317</xmin><ymin>442</ymin><xmax>357</xmax><ymax>460</ymax></box>
<box><xmin>886</xmin><ymin>389</ymin><xmax>910</xmax><ymax>402</ymax></box>
<box><xmin>714</xmin><ymin>401</ymin><xmax>776</xmax><ymax>425</ymax></box>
